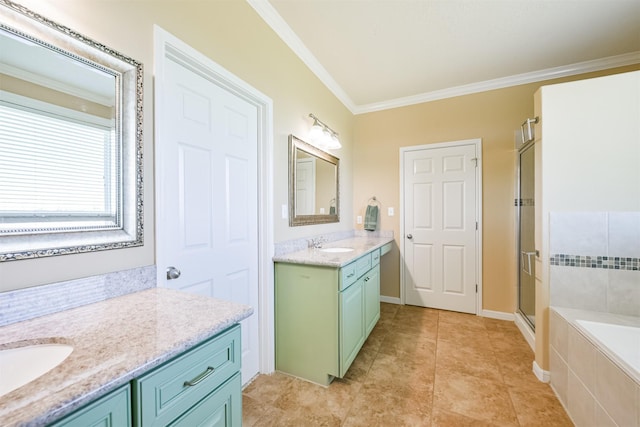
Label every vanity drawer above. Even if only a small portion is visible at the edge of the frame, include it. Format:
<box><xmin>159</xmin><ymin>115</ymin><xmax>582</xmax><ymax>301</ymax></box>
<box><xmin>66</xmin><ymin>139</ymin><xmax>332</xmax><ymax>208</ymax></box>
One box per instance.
<box><xmin>133</xmin><ymin>325</ymin><xmax>240</xmax><ymax>426</ymax></box>
<box><xmin>371</xmin><ymin>249</ymin><xmax>381</xmax><ymax>266</ymax></box>
<box><xmin>167</xmin><ymin>372</ymin><xmax>241</xmax><ymax>427</ymax></box>
<box><xmin>355</xmin><ymin>253</ymin><xmax>372</xmax><ymax>278</ymax></box>
<box><xmin>50</xmin><ymin>384</ymin><xmax>131</xmax><ymax>427</ymax></box>
<box><xmin>340</xmin><ymin>262</ymin><xmax>358</xmax><ymax>291</ymax></box>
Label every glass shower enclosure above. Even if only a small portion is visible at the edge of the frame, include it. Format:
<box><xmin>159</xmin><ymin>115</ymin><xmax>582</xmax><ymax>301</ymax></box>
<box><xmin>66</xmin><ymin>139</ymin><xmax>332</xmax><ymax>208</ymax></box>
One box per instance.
<box><xmin>516</xmin><ymin>120</ymin><xmax>537</xmax><ymax>330</ymax></box>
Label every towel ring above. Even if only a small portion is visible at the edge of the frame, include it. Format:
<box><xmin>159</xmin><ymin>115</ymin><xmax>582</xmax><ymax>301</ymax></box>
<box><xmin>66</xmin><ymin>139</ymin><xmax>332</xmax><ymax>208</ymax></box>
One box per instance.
<box><xmin>368</xmin><ymin>196</ymin><xmax>381</xmax><ymax>206</ymax></box>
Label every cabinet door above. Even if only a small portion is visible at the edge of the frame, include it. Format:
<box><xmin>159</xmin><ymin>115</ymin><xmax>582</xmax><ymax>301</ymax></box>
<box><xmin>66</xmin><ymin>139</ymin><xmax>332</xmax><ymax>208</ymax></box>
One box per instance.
<box><xmin>49</xmin><ymin>384</ymin><xmax>131</xmax><ymax>427</ymax></box>
<box><xmin>339</xmin><ymin>280</ymin><xmax>365</xmax><ymax>377</ymax></box>
<box><xmin>364</xmin><ymin>264</ymin><xmax>380</xmax><ymax>336</ymax></box>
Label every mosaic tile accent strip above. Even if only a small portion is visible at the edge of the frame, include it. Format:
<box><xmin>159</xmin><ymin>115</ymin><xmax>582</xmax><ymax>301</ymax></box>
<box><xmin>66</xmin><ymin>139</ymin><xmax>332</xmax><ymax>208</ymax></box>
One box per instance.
<box><xmin>550</xmin><ymin>254</ymin><xmax>640</xmax><ymax>271</ymax></box>
<box><xmin>0</xmin><ymin>265</ymin><xmax>156</xmax><ymax>327</ymax></box>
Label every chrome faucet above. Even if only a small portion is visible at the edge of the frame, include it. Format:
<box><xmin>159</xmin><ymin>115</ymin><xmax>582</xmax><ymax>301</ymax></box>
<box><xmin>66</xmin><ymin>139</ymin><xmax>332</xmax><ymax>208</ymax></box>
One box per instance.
<box><xmin>308</xmin><ymin>237</ymin><xmax>325</xmax><ymax>249</ymax></box>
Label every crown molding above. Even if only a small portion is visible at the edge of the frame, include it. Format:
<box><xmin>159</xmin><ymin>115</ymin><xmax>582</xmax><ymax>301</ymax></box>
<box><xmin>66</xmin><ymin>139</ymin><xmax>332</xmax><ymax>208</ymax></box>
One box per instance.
<box><xmin>354</xmin><ymin>51</ymin><xmax>640</xmax><ymax>114</ymax></box>
<box><xmin>247</xmin><ymin>1</ymin><xmax>639</xmax><ymax>115</ymax></box>
<box><xmin>246</xmin><ymin>0</ymin><xmax>356</xmax><ymax>113</ymax></box>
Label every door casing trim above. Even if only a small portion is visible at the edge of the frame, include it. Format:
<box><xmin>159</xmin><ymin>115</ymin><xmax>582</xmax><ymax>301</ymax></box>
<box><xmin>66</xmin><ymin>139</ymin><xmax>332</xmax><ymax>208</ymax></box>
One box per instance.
<box><xmin>154</xmin><ymin>26</ymin><xmax>275</xmax><ymax>375</ymax></box>
<box><xmin>399</xmin><ymin>139</ymin><xmax>483</xmax><ymax>315</ymax></box>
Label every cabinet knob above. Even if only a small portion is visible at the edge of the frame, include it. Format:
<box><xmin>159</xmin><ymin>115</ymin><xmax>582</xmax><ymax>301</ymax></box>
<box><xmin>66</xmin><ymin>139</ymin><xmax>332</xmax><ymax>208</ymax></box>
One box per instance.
<box><xmin>166</xmin><ymin>266</ymin><xmax>181</xmax><ymax>280</ymax></box>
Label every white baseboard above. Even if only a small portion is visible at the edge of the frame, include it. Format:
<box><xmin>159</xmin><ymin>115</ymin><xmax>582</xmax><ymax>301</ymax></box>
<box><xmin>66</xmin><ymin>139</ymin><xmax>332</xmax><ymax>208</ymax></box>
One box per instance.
<box><xmin>533</xmin><ymin>360</ymin><xmax>550</xmax><ymax>383</ymax></box>
<box><xmin>480</xmin><ymin>310</ymin><xmax>514</xmax><ymax>321</ymax></box>
<box><xmin>514</xmin><ymin>312</ymin><xmax>536</xmax><ymax>352</ymax></box>
<box><xmin>380</xmin><ymin>296</ymin><xmax>401</xmax><ymax>304</ymax></box>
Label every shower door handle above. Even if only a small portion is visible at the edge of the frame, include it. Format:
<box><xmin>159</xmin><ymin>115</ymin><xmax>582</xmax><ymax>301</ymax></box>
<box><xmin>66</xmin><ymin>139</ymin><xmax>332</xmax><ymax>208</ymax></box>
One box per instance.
<box><xmin>521</xmin><ymin>251</ymin><xmax>536</xmax><ymax>276</ymax></box>
<box><xmin>520</xmin><ymin>117</ymin><xmax>539</xmax><ymax>145</ymax></box>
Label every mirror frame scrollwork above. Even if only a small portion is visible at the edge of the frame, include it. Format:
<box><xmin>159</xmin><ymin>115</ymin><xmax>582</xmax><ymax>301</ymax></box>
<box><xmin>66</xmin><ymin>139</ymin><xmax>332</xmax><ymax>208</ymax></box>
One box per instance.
<box><xmin>289</xmin><ymin>134</ymin><xmax>339</xmax><ymax>226</ymax></box>
<box><xmin>0</xmin><ymin>0</ymin><xmax>144</xmax><ymax>261</ymax></box>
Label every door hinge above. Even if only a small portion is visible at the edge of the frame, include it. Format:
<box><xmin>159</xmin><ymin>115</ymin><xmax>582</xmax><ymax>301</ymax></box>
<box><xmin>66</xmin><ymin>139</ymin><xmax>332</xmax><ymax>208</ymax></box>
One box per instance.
<box><xmin>476</xmin><ymin>284</ymin><xmax>478</xmax><ymax>293</ymax></box>
<box><xmin>471</xmin><ymin>157</ymin><xmax>478</xmax><ymax>167</ymax></box>
<box><xmin>475</xmin><ymin>221</ymin><xmax>478</xmax><ymax>230</ymax></box>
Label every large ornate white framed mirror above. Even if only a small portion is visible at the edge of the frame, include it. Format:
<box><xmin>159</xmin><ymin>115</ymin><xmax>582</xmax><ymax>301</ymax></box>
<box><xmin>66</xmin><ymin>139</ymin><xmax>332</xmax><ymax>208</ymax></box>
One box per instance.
<box><xmin>289</xmin><ymin>134</ymin><xmax>339</xmax><ymax>226</ymax></box>
<box><xmin>0</xmin><ymin>0</ymin><xmax>144</xmax><ymax>261</ymax></box>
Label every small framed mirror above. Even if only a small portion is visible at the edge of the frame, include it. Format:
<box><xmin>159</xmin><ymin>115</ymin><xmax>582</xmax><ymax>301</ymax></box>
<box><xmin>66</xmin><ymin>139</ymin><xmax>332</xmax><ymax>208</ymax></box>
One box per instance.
<box><xmin>289</xmin><ymin>134</ymin><xmax>339</xmax><ymax>226</ymax></box>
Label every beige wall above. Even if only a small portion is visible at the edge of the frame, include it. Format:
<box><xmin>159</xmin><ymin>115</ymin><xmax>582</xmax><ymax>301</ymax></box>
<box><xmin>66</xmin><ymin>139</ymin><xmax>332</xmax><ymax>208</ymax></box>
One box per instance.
<box><xmin>0</xmin><ymin>0</ymin><xmax>353</xmax><ymax>292</ymax></box>
<box><xmin>1</xmin><ymin>74</ymin><xmax>113</xmax><ymax>119</ymax></box>
<box><xmin>353</xmin><ymin>64</ymin><xmax>640</xmax><ymax>313</ymax></box>
<box><xmin>1</xmin><ymin>0</ymin><xmax>638</xmax><ymax>308</ymax></box>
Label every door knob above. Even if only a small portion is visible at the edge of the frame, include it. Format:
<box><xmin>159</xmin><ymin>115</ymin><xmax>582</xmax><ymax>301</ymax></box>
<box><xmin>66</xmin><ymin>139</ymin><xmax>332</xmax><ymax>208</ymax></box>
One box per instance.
<box><xmin>406</xmin><ymin>234</ymin><xmax>413</xmax><ymax>239</ymax></box>
<box><xmin>166</xmin><ymin>266</ymin><xmax>181</xmax><ymax>280</ymax></box>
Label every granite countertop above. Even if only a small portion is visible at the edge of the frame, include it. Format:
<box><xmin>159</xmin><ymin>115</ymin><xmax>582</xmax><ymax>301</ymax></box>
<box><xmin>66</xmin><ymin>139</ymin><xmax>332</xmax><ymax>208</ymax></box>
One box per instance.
<box><xmin>0</xmin><ymin>288</ymin><xmax>253</xmax><ymax>426</ymax></box>
<box><xmin>273</xmin><ymin>236</ymin><xmax>394</xmax><ymax>267</ymax></box>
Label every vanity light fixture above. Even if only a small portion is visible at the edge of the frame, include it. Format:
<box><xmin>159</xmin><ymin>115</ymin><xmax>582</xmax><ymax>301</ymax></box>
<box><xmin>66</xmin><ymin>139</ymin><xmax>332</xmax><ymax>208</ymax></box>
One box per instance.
<box><xmin>308</xmin><ymin>113</ymin><xmax>341</xmax><ymax>150</ymax></box>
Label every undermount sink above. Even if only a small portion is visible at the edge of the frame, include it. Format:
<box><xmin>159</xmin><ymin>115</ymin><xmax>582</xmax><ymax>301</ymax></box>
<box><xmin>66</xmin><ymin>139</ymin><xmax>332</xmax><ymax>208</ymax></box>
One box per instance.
<box><xmin>0</xmin><ymin>343</ymin><xmax>73</xmax><ymax>397</ymax></box>
<box><xmin>320</xmin><ymin>247</ymin><xmax>354</xmax><ymax>253</ymax></box>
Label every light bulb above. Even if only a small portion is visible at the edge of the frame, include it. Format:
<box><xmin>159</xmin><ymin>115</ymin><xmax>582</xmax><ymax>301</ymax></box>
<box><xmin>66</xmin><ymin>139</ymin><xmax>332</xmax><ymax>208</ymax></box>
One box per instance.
<box><xmin>321</xmin><ymin>129</ymin><xmax>333</xmax><ymax>147</ymax></box>
<box><xmin>309</xmin><ymin>120</ymin><xmax>324</xmax><ymax>142</ymax></box>
<box><xmin>327</xmin><ymin>133</ymin><xmax>341</xmax><ymax>149</ymax></box>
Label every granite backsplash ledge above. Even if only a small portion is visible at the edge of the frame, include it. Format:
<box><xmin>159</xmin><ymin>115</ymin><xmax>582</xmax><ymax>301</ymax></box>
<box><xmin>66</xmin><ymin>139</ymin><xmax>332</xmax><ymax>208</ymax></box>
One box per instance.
<box><xmin>274</xmin><ymin>229</ymin><xmax>394</xmax><ymax>257</ymax></box>
<box><xmin>0</xmin><ymin>265</ymin><xmax>156</xmax><ymax>327</ymax></box>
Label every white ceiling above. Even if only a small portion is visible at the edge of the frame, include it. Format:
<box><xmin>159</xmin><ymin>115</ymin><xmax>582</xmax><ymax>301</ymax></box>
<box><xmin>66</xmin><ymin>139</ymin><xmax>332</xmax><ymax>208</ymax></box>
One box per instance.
<box><xmin>248</xmin><ymin>0</ymin><xmax>640</xmax><ymax>114</ymax></box>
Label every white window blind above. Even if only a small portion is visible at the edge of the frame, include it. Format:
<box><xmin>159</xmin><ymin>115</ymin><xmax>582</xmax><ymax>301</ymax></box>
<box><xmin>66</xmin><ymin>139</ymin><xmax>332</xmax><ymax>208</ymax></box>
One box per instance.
<box><xmin>0</xmin><ymin>97</ymin><xmax>120</xmax><ymax>234</ymax></box>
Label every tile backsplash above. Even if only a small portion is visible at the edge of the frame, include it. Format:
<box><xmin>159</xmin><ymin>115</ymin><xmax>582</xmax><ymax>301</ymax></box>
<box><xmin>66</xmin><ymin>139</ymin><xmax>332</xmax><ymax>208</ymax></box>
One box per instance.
<box><xmin>550</xmin><ymin>212</ymin><xmax>640</xmax><ymax>316</ymax></box>
<box><xmin>273</xmin><ymin>229</ymin><xmax>394</xmax><ymax>257</ymax></box>
<box><xmin>0</xmin><ymin>265</ymin><xmax>156</xmax><ymax>327</ymax></box>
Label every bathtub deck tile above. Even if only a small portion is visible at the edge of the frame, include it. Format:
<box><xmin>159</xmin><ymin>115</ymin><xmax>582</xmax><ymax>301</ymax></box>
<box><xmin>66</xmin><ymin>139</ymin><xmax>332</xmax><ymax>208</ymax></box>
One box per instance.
<box><xmin>595</xmin><ymin>350</ymin><xmax>638</xmax><ymax>427</ymax></box>
<box><xmin>568</xmin><ymin>325</ymin><xmax>597</xmax><ymax>393</ymax></box>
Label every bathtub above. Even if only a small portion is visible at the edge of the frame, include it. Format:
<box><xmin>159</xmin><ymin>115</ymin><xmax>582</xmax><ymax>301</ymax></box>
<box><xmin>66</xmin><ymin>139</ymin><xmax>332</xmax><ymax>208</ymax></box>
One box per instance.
<box><xmin>549</xmin><ymin>307</ymin><xmax>640</xmax><ymax>427</ymax></box>
<box><xmin>576</xmin><ymin>319</ymin><xmax>640</xmax><ymax>378</ymax></box>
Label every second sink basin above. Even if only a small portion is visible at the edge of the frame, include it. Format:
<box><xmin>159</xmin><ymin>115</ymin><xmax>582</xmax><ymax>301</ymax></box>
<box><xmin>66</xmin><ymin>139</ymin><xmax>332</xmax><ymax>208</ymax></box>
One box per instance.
<box><xmin>0</xmin><ymin>343</ymin><xmax>73</xmax><ymax>397</ymax></box>
<box><xmin>320</xmin><ymin>247</ymin><xmax>354</xmax><ymax>253</ymax></box>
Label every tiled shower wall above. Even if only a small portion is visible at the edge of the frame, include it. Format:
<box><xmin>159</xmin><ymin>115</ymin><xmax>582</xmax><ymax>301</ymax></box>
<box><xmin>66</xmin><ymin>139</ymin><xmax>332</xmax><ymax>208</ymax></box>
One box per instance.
<box><xmin>550</xmin><ymin>212</ymin><xmax>640</xmax><ymax>317</ymax></box>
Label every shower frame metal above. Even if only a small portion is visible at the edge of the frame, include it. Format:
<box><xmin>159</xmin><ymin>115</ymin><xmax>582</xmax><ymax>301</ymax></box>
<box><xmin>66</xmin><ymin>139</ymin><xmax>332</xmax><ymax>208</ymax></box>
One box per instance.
<box><xmin>516</xmin><ymin>118</ymin><xmax>538</xmax><ymax>331</ymax></box>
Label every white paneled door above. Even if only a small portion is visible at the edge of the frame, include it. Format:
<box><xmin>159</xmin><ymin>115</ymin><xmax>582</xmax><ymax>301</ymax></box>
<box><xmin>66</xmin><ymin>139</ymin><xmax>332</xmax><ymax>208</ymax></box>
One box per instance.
<box><xmin>402</xmin><ymin>141</ymin><xmax>480</xmax><ymax>314</ymax></box>
<box><xmin>156</xmin><ymin>56</ymin><xmax>260</xmax><ymax>384</ymax></box>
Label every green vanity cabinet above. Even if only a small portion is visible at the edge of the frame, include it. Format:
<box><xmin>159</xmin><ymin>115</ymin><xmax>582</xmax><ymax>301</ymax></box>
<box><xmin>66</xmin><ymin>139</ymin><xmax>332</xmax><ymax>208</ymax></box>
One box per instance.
<box><xmin>275</xmin><ymin>246</ymin><xmax>385</xmax><ymax>385</ymax></box>
<box><xmin>49</xmin><ymin>384</ymin><xmax>132</xmax><ymax>427</ymax></box>
<box><xmin>48</xmin><ymin>325</ymin><xmax>241</xmax><ymax>427</ymax></box>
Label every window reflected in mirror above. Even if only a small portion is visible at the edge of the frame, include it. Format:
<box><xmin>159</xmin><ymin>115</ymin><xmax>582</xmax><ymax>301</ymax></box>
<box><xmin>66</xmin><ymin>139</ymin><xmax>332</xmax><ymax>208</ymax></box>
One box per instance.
<box><xmin>0</xmin><ymin>1</ymin><xmax>143</xmax><ymax>261</ymax></box>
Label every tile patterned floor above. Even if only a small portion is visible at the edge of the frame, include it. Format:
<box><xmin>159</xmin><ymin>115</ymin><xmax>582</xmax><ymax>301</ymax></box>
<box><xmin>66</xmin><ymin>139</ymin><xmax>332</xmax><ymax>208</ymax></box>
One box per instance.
<box><xmin>242</xmin><ymin>303</ymin><xmax>573</xmax><ymax>426</ymax></box>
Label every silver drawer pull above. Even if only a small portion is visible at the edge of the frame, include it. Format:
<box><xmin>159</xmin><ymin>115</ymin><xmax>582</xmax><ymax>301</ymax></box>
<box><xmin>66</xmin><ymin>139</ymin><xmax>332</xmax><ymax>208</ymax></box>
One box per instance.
<box><xmin>184</xmin><ymin>366</ymin><xmax>215</xmax><ymax>387</ymax></box>
<box><xmin>347</xmin><ymin>272</ymin><xmax>355</xmax><ymax>278</ymax></box>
